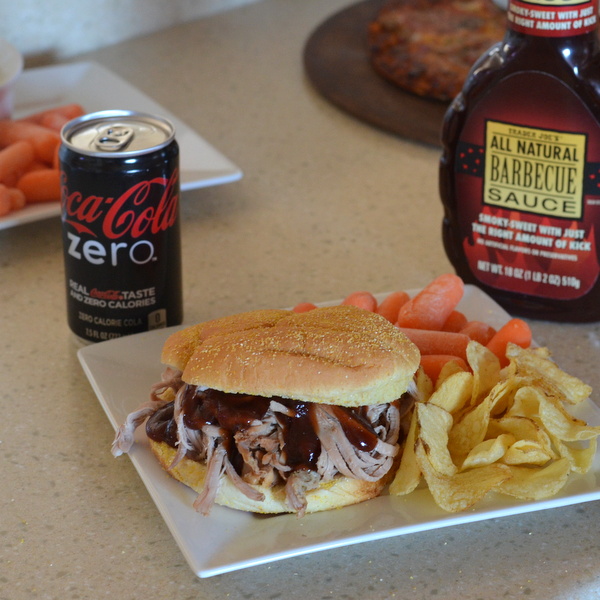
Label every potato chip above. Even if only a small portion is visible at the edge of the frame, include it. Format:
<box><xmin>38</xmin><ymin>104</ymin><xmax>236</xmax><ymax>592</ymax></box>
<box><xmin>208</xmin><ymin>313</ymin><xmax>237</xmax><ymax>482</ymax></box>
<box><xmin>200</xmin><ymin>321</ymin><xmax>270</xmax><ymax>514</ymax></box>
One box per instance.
<box><xmin>550</xmin><ymin>433</ymin><xmax>597</xmax><ymax>474</ymax></box>
<box><xmin>505</xmin><ymin>386</ymin><xmax>540</xmax><ymax>419</ymax></box>
<box><xmin>401</xmin><ymin>338</ymin><xmax>598</xmax><ymax>513</ymax></box>
<box><xmin>414</xmin><ymin>366</ymin><xmax>434</xmax><ymax>401</ymax></box>
<box><xmin>461</xmin><ymin>433</ymin><xmax>516</xmax><ymax>469</ymax></box>
<box><xmin>517</xmin><ymin>386</ymin><xmax>600</xmax><ymax>442</ymax></box>
<box><xmin>448</xmin><ymin>399</ymin><xmax>493</xmax><ymax>461</ymax></box>
<box><xmin>448</xmin><ymin>379</ymin><xmax>512</xmax><ymax>461</ymax></box>
<box><xmin>540</xmin><ymin>396</ymin><xmax>600</xmax><ymax>442</ymax></box>
<box><xmin>488</xmin><ymin>415</ymin><xmax>557</xmax><ymax>459</ymax></box>
<box><xmin>488</xmin><ymin>415</ymin><xmax>540</xmax><ymax>439</ymax></box>
<box><xmin>498</xmin><ymin>458</ymin><xmax>572</xmax><ymax>500</ymax></box>
<box><xmin>467</xmin><ymin>341</ymin><xmax>501</xmax><ymax>405</ymax></box>
<box><xmin>489</xmin><ymin>377</ymin><xmax>520</xmax><ymax>418</ymax></box>
<box><xmin>506</xmin><ymin>343</ymin><xmax>592</xmax><ymax>405</ymax></box>
<box><xmin>415</xmin><ymin>440</ymin><xmax>512</xmax><ymax>512</ymax></box>
<box><xmin>417</xmin><ymin>403</ymin><xmax>457</xmax><ymax>476</ymax></box>
<box><xmin>428</xmin><ymin>370</ymin><xmax>473</xmax><ymax>415</ymax></box>
<box><xmin>436</xmin><ymin>359</ymin><xmax>468</xmax><ymax>388</ymax></box>
<box><xmin>503</xmin><ymin>439</ymin><xmax>553</xmax><ymax>466</ymax></box>
<box><xmin>390</xmin><ymin>409</ymin><xmax>421</xmax><ymax>495</ymax></box>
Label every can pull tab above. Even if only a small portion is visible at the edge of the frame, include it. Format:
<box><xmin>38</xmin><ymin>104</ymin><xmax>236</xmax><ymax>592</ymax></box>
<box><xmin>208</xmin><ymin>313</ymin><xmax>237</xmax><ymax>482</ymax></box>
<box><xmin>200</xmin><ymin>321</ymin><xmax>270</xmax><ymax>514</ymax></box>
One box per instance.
<box><xmin>94</xmin><ymin>125</ymin><xmax>134</xmax><ymax>152</ymax></box>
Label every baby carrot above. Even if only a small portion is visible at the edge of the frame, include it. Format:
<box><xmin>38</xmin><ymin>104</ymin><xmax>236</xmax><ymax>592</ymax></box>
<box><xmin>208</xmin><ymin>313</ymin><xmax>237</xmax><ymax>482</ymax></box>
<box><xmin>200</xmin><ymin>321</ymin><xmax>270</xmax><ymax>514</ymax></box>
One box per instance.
<box><xmin>420</xmin><ymin>355</ymin><xmax>468</xmax><ymax>383</ymax></box>
<box><xmin>39</xmin><ymin>113</ymin><xmax>70</xmax><ymax>133</ymax></box>
<box><xmin>52</xmin><ymin>143</ymin><xmax>60</xmax><ymax>169</ymax></box>
<box><xmin>7</xmin><ymin>187</ymin><xmax>26</xmax><ymax>211</ymax></box>
<box><xmin>24</xmin><ymin>160</ymin><xmax>48</xmax><ymax>173</ymax></box>
<box><xmin>341</xmin><ymin>291</ymin><xmax>378</xmax><ymax>312</ymax></box>
<box><xmin>442</xmin><ymin>310</ymin><xmax>468</xmax><ymax>332</ymax></box>
<box><xmin>17</xmin><ymin>168</ymin><xmax>61</xmax><ymax>203</ymax></box>
<box><xmin>20</xmin><ymin>103</ymin><xmax>85</xmax><ymax>126</ymax></box>
<box><xmin>0</xmin><ymin>120</ymin><xmax>60</xmax><ymax>164</ymax></box>
<box><xmin>486</xmin><ymin>318</ymin><xmax>532</xmax><ymax>366</ymax></box>
<box><xmin>292</xmin><ymin>302</ymin><xmax>318</xmax><ymax>313</ymax></box>
<box><xmin>377</xmin><ymin>290</ymin><xmax>410</xmax><ymax>323</ymax></box>
<box><xmin>396</xmin><ymin>327</ymin><xmax>471</xmax><ymax>360</ymax></box>
<box><xmin>460</xmin><ymin>320</ymin><xmax>497</xmax><ymax>345</ymax></box>
<box><xmin>397</xmin><ymin>273</ymin><xmax>464</xmax><ymax>330</ymax></box>
<box><xmin>0</xmin><ymin>185</ymin><xmax>11</xmax><ymax>216</ymax></box>
<box><xmin>0</xmin><ymin>140</ymin><xmax>35</xmax><ymax>186</ymax></box>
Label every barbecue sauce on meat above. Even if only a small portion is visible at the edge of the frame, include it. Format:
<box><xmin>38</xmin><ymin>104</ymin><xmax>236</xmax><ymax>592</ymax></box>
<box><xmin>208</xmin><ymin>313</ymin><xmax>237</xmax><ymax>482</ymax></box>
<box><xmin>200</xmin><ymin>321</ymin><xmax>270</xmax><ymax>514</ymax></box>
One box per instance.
<box><xmin>181</xmin><ymin>387</ymin><xmax>271</xmax><ymax>432</ymax></box>
<box><xmin>282</xmin><ymin>401</ymin><xmax>321</xmax><ymax>471</ymax></box>
<box><xmin>146</xmin><ymin>386</ymin><xmax>382</xmax><ymax>473</ymax></box>
<box><xmin>146</xmin><ymin>403</ymin><xmax>179</xmax><ymax>447</ymax></box>
<box><xmin>331</xmin><ymin>406</ymin><xmax>378</xmax><ymax>452</ymax></box>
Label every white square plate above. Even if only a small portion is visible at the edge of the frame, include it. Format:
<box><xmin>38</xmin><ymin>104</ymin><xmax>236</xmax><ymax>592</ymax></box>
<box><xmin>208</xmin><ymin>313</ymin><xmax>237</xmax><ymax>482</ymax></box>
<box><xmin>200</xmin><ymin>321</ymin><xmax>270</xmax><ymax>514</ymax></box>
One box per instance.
<box><xmin>78</xmin><ymin>286</ymin><xmax>600</xmax><ymax>578</ymax></box>
<box><xmin>0</xmin><ymin>61</ymin><xmax>242</xmax><ymax>231</ymax></box>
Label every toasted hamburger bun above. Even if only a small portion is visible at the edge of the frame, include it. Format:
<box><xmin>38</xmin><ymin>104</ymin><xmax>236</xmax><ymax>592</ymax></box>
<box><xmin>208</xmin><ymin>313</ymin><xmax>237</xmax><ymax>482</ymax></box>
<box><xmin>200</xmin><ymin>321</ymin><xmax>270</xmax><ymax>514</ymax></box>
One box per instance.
<box><xmin>150</xmin><ymin>439</ymin><xmax>397</xmax><ymax>514</ymax></box>
<box><xmin>162</xmin><ymin>304</ymin><xmax>420</xmax><ymax>407</ymax></box>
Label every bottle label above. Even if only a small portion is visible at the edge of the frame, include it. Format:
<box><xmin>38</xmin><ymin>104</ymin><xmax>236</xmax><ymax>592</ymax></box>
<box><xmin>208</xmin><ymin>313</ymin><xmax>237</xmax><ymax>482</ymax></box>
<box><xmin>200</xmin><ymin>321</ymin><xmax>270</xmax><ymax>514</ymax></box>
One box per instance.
<box><xmin>455</xmin><ymin>72</ymin><xmax>600</xmax><ymax>300</ymax></box>
<box><xmin>484</xmin><ymin>121</ymin><xmax>586</xmax><ymax>219</ymax></box>
<box><xmin>508</xmin><ymin>0</ymin><xmax>598</xmax><ymax>37</ymax></box>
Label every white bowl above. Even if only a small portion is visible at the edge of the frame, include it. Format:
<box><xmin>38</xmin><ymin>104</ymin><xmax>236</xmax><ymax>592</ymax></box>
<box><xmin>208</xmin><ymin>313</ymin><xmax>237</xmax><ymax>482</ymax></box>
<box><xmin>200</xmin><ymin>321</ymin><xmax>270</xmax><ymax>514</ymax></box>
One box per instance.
<box><xmin>0</xmin><ymin>39</ymin><xmax>23</xmax><ymax>119</ymax></box>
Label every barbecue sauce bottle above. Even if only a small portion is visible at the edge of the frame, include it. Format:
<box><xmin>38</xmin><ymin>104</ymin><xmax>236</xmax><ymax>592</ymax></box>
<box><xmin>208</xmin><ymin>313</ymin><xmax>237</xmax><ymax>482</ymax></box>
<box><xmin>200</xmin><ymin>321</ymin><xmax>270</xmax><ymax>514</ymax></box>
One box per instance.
<box><xmin>439</xmin><ymin>0</ymin><xmax>600</xmax><ymax>321</ymax></box>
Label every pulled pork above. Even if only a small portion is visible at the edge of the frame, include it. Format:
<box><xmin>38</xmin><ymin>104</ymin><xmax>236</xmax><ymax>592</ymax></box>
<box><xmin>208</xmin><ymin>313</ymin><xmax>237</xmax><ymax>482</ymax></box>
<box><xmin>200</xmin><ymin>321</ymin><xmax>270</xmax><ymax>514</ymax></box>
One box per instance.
<box><xmin>113</xmin><ymin>369</ymin><xmax>415</xmax><ymax>516</ymax></box>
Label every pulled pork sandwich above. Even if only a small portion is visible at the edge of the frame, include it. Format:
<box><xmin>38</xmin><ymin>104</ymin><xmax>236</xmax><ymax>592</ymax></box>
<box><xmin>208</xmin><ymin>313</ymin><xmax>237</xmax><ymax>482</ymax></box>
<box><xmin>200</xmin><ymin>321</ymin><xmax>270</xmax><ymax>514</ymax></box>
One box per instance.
<box><xmin>112</xmin><ymin>305</ymin><xmax>421</xmax><ymax>516</ymax></box>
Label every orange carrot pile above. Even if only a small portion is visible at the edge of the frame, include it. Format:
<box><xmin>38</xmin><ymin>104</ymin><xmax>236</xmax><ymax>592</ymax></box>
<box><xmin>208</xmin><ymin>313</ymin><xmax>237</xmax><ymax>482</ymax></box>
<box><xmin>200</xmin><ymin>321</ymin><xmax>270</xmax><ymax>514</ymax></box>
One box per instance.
<box><xmin>0</xmin><ymin>103</ymin><xmax>85</xmax><ymax>217</ymax></box>
<box><xmin>19</xmin><ymin>103</ymin><xmax>85</xmax><ymax>132</ymax></box>
<box><xmin>292</xmin><ymin>274</ymin><xmax>533</xmax><ymax>383</ymax></box>
<box><xmin>396</xmin><ymin>273</ymin><xmax>464</xmax><ymax>330</ymax></box>
<box><xmin>376</xmin><ymin>290</ymin><xmax>410</xmax><ymax>323</ymax></box>
<box><xmin>396</xmin><ymin>327</ymin><xmax>471</xmax><ymax>361</ymax></box>
<box><xmin>341</xmin><ymin>291</ymin><xmax>378</xmax><ymax>312</ymax></box>
<box><xmin>486</xmin><ymin>318</ymin><xmax>532</xmax><ymax>368</ymax></box>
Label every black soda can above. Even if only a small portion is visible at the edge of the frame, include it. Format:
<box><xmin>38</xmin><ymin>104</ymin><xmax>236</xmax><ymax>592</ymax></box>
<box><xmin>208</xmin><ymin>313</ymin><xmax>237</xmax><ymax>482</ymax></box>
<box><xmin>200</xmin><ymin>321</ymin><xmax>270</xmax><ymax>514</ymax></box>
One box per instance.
<box><xmin>59</xmin><ymin>109</ymin><xmax>183</xmax><ymax>343</ymax></box>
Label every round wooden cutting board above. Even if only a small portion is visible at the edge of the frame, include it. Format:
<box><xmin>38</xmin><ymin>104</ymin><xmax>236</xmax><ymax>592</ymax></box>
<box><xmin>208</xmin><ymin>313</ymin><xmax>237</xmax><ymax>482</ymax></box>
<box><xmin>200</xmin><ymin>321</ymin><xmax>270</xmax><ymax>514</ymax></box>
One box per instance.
<box><xmin>303</xmin><ymin>0</ymin><xmax>449</xmax><ymax>147</ymax></box>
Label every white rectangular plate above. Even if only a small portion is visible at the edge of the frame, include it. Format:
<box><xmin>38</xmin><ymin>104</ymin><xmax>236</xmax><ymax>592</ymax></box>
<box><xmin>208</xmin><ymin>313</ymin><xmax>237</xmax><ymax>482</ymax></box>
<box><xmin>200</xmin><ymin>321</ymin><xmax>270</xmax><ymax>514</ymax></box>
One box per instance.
<box><xmin>79</xmin><ymin>285</ymin><xmax>600</xmax><ymax>578</ymax></box>
<box><xmin>0</xmin><ymin>61</ymin><xmax>242</xmax><ymax>231</ymax></box>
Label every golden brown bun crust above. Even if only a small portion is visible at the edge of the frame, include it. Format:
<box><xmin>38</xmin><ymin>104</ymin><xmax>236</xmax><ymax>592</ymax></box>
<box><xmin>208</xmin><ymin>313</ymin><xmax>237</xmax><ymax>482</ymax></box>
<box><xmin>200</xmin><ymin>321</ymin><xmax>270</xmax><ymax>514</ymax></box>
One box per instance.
<box><xmin>150</xmin><ymin>439</ymin><xmax>392</xmax><ymax>514</ymax></box>
<box><xmin>161</xmin><ymin>309</ymin><xmax>291</xmax><ymax>372</ymax></box>
<box><xmin>164</xmin><ymin>305</ymin><xmax>420</xmax><ymax>407</ymax></box>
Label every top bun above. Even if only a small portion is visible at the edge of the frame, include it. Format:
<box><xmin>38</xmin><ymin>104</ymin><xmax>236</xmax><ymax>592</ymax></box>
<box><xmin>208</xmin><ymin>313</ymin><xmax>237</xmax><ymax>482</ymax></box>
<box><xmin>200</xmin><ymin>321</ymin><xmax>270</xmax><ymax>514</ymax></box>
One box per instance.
<box><xmin>162</xmin><ymin>305</ymin><xmax>420</xmax><ymax>407</ymax></box>
<box><xmin>161</xmin><ymin>308</ymin><xmax>290</xmax><ymax>372</ymax></box>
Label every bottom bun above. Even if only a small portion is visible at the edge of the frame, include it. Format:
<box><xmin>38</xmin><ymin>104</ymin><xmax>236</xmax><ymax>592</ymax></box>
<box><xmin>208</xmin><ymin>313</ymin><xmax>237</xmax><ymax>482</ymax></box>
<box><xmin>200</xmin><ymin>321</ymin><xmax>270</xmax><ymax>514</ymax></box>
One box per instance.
<box><xmin>149</xmin><ymin>439</ymin><xmax>394</xmax><ymax>514</ymax></box>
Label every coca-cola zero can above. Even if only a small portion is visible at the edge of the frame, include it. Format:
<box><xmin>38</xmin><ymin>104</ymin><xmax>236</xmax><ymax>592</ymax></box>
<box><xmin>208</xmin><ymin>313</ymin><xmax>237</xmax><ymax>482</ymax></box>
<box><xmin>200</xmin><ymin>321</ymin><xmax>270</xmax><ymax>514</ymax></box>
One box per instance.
<box><xmin>60</xmin><ymin>109</ymin><xmax>183</xmax><ymax>343</ymax></box>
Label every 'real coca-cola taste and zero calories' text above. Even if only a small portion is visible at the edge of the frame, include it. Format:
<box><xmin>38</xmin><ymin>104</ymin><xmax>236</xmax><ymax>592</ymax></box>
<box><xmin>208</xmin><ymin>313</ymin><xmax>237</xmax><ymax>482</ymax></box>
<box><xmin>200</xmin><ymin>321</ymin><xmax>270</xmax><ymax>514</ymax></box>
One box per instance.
<box><xmin>59</xmin><ymin>110</ymin><xmax>183</xmax><ymax>343</ymax></box>
<box><xmin>440</xmin><ymin>0</ymin><xmax>600</xmax><ymax>322</ymax></box>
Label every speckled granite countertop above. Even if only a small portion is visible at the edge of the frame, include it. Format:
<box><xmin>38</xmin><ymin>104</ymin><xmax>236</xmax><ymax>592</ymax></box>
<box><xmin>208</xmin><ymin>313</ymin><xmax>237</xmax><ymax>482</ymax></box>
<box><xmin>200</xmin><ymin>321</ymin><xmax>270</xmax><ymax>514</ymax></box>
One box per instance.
<box><xmin>2</xmin><ymin>1</ymin><xmax>600</xmax><ymax>598</ymax></box>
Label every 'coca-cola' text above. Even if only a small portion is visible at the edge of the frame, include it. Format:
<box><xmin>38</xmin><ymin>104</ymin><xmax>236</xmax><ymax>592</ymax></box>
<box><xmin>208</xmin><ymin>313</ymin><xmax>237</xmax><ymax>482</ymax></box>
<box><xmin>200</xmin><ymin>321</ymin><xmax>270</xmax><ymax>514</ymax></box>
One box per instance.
<box><xmin>61</xmin><ymin>169</ymin><xmax>179</xmax><ymax>239</ymax></box>
<box><xmin>61</xmin><ymin>170</ymin><xmax>179</xmax><ymax>268</ymax></box>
